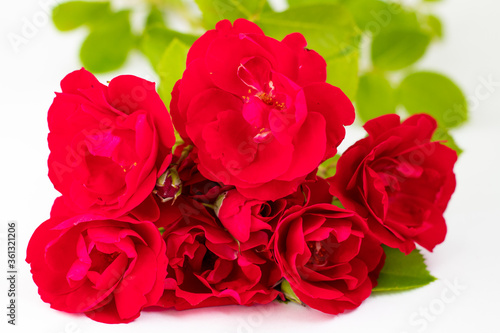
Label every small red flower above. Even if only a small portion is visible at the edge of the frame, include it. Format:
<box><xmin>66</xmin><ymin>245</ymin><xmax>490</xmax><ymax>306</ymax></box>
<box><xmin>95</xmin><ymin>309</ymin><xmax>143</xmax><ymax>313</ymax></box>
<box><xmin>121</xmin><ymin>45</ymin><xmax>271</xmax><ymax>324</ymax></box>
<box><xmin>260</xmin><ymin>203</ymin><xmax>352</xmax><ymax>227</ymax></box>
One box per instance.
<box><xmin>217</xmin><ymin>175</ymin><xmax>332</xmax><ymax>242</ymax></box>
<box><xmin>273</xmin><ymin>203</ymin><xmax>385</xmax><ymax>314</ymax></box>
<box><xmin>48</xmin><ymin>68</ymin><xmax>175</xmax><ymax>220</ymax></box>
<box><xmin>329</xmin><ymin>114</ymin><xmax>457</xmax><ymax>254</ymax></box>
<box><xmin>26</xmin><ymin>198</ymin><xmax>168</xmax><ymax>323</ymax></box>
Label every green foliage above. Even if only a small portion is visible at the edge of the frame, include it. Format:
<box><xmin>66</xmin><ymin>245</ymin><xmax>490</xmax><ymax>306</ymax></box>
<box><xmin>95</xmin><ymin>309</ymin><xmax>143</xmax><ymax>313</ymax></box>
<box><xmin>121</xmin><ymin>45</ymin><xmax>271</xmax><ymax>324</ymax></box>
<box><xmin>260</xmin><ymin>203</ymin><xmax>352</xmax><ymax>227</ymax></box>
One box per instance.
<box><xmin>157</xmin><ymin>39</ymin><xmax>190</xmax><ymax>106</ymax></box>
<box><xmin>146</xmin><ymin>6</ymin><xmax>167</xmax><ymax>29</ymax></box>
<box><xmin>257</xmin><ymin>4</ymin><xmax>360</xmax><ymax>59</ymax></box>
<box><xmin>373</xmin><ymin>246</ymin><xmax>436</xmax><ymax>292</ymax></box>
<box><xmin>398</xmin><ymin>71</ymin><xmax>468</xmax><ymax>129</ymax></box>
<box><xmin>331</xmin><ymin>198</ymin><xmax>345</xmax><ymax>209</ymax></box>
<box><xmin>318</xmin><ymin>155</ymin><xmax>340</xmax><ymax>178</ymax></box>
<box><xmin>345</xmin><ymin>1</ymin><xmax>433</xmax><ymax>72</ymax></box>
<box><xmin>326</xmin><ymin>50</ymin><xmax>360</xmax><ymax>99</ymax></box>
<box><xmin>339</xmin><ymin>0</ymin><xmax>392</xmax><ymax>31</ymax></box>
<box><xmin>356</xmin><ymin>71</ymin><xmax>396</xmax><ymax>122</ymax></box>
<box><xmin>257</xmin><ymin>3</ymin><xmax>360</xmax><ymax>96</ymax></box>
<box><xmin>377</xmin><ymin>4</ymin><xmax>421</xmax><ymax>31</ymax></box>
<box><xmin>426</xmin><ymin>14</ymin><xmax>443</xmax><ymax>39</ymax></box>
<box><xmin>372</xmin><ymin>30</ymin><xmax>431</xmax><ymax>71</ymax></box>
<box><xmin>195</xmin><ymin>0</ymin><xmax>268</xmax><ymax>28</ymax></box>
<box><xmin>52</xmin><ymin>2</ymin><xmax>134</xmax><ymax>73</ymax></box>
<box><xmin>432</xmin><ymin>127</ymin><xmax>463</xmax><ymax>156</ymax></box>
<box><xmin>52</xmin><ymin>1</ymin><xmax>111</xmax><ymax>31</ymax></box>
<box><xmin>287</xmin><ymin>0</ymin><xmax>330</xmax><ymax>7</ymax></box>
<box><xmin>79</xmin><ymin>10</ymin><xmax>134</xmax><ymax>73</ymax></box>
<box><xmin>140</xmin><ymin>27</ymin><xmax>197</xmax><ymax>69</ymax></box>
<box><xmin>341</xmin><ymin>0</ymin><xmax>419</xmax><ymax>32</ymax></box>
<box><xmin>281</xmin><ymin>280</ymin><xmax>303</xmax><ymax>305</ymax></box>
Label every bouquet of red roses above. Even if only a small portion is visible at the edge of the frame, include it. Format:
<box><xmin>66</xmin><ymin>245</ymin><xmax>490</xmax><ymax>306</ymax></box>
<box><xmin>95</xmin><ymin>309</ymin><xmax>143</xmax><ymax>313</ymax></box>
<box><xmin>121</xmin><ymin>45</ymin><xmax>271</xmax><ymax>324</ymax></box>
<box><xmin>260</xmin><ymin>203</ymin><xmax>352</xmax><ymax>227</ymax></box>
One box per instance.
<box><xmin>27</xmin><ymin>19</ymin><xmax>457</xmax><ymax>323</ymax></box>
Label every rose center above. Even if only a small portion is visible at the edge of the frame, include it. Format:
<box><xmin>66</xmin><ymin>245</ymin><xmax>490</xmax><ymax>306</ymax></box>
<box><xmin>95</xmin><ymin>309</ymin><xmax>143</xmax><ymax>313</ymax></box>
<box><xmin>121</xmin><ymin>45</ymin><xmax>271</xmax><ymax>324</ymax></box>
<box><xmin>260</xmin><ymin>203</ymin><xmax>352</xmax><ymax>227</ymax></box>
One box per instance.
<box><xmin>201</xmin><ymin>249</ymin><xmax>218</xmax><ymax>272</ymax></box>
<box><xmin>256</xmin><ymin>91</ymin><xmax>286</xmax><ymax>111</ymax></box>
<box><xmin>306</xmin><ymin>241</ymin><xmax>331</xmax><ymax>266</ymax></box>
<box><xmin>258</xmin><ymin>203</ymin><xmax>272</xmax><ymax>217</ymax></box>
<box><xmin>372</xmin><ymin>158</ymin><xmax>424</xmax><ymax>193</ymax></box>
<box><xmin>253</xmin><ymin>128</ymin><xmax>273</xmax><ymax>144</ymax></box>
<box><xmin>89</xmin><ymin>248</ymin><xmax>120</xmax><ymax>274</ymax></box>
<box><xmin>378</xmin><ymin>169</ymin><xmax>401</xmax><ymax>193</ymax></box>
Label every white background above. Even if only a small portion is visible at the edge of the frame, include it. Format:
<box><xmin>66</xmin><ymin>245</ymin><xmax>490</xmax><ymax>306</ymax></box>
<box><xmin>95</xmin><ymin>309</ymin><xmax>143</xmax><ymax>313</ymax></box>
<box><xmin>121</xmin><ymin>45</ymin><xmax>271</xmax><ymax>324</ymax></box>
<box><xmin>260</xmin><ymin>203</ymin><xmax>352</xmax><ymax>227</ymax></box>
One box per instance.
<box><xmin>1</xmin><ymin>0</ymin><xmax>500</xmax><ymax>332</ymax></box>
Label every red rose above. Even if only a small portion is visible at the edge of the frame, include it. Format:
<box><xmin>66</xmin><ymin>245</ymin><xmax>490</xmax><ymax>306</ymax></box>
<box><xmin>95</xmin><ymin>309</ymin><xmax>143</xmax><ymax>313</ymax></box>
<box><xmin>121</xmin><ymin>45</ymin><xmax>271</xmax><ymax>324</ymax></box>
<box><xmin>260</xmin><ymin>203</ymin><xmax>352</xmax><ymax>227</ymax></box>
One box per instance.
<box><xmin>217</xmin><ymin>175</ymin><xmax>332</xmax><ymax>242</ymax></box>
<box><xmin>170</xmin><ymin>19</ymin><xmax>354</xmax><ymax>200</ymax></box>
<box><xmin>217</xmin><ymin>189</ymin><xmax>284</xmax><ymax>243</ymax></box>
<box><xmin>273</xmin><ymin>204</ymin><xmax>385</xmax><ymax>314</ymax></box>
<box><xmin>48</xmin><ymin>68</ymin><xmax>175</xmax><ymax>220</ymax></box>
<box><xmin>155</xmin><ymin>200</ymin><xmax>281</xmax><ymax>309</ymax></box>
<box><xmin>26</xmin><ymin>198</ymin><xmax>168</xmax><ymax>323</ymax></box>
<box><xmin>329</xmin><ymin>114</ymin><xmax>457</xmax><ymax>254</ymax></box>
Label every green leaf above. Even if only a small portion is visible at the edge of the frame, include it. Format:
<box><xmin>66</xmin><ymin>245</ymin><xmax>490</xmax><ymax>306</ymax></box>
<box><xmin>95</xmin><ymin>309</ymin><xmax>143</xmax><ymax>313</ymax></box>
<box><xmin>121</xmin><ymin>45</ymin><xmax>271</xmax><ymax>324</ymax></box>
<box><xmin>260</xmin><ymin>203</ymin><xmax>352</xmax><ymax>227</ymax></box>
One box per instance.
<box><xmin>318</xmin><ymin>155</ymin><xmax>340</xmax><ymax>178</ymax></box>
<box><xmin>157</xmin><ymin>38</ymin><xmax>190</xmax><ymax>106</ymax></box>
<box><xmin>281</xmin><ymin>280</ymin><xmax>303</xmax><ymax>305</ymax></box>
<box><xmin>338</xmin><ymin>0</ymin><xmax>388</xmax><ymax>31</ymax></box>
<box><xmin>379</xmin><ymin>5</ymin><xmax>421</xmax><ymax>32</ymax></box>
<box><xmin>146</xmin><ymin>6</ymin><xmax>167</xmax><ymax>29</ymax></box>
<box><xmin>79</xmin><ymin>10</ymin><xmax>134</xmax><ymax>73</ymax></box>
<box><xmin>373</xmin><ymin>246</ymin><xmax>436</xmax><ymax>292</ymax></box>
<box><xmin>288</xmin><ymin>0</ymin><xmax>338</xmax><ymax>6</ymax></box>
<box><xmin>259</xmin><ymin>0</ymin><xmax>276</xmax><ymax>14</ymax></box>
<box><xmin>355</xmin><ymin>71</ymin><xmax>396</xmax><ymax>122</ymax></box>
<box><xmin>258</xmin><ymin>4</ymin><xmax>360</xmax><ymax>97</ymax></box>
<box><xmin>326</xmin><ymin>50</ymin><xmax>359</xmax><ymax>99</ymax></box>
<box><xmin>140</xmin><ymin>26</ymin><xmax>198</xmax><ymax>70</ymax></box>
<box><xmin>257</xmin><ymin>4</ymin><xmax>360</xmax><ymax>60</ymax></box>
<box><xmin>432</xmin><ymin>127</ymin><xmax>463</xmax><ymax>156</ymax></box>
<box><xmin>195</xmin><ymin>0</ymin><xmax>267</xmax><ymax>28</ymax></box>
<box><xmin>339</xmin><ymin>0</ymin><xmax>420</xmax><ymax>33</ymax></box>
<box><xmin>398</xmin><ymin>71</ymin><xmax>468</xmax><ymax>128</ymax></box>
<box><xmin>371</xmin><ymin>29</ymin><xmax>431</xmax><ymax>71</ymax></box>
<box><xmin>331</xmin><ymin>198</ymin><xmax>345</xmax><ymax>209</ymax></box>
<box><xmin>52</xmin><ymin>1</ymin><xmax>111</xmax><ymax>31</ymax></box>
<box><xmin>425</xmin><ymin>14</ymin><xmax>443</xmax><ymax>39</ymax></box>
<box><xmin>351</xmin><ymin>3</ymin><xmax>431</xmax><ymax>71</ymax></box>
